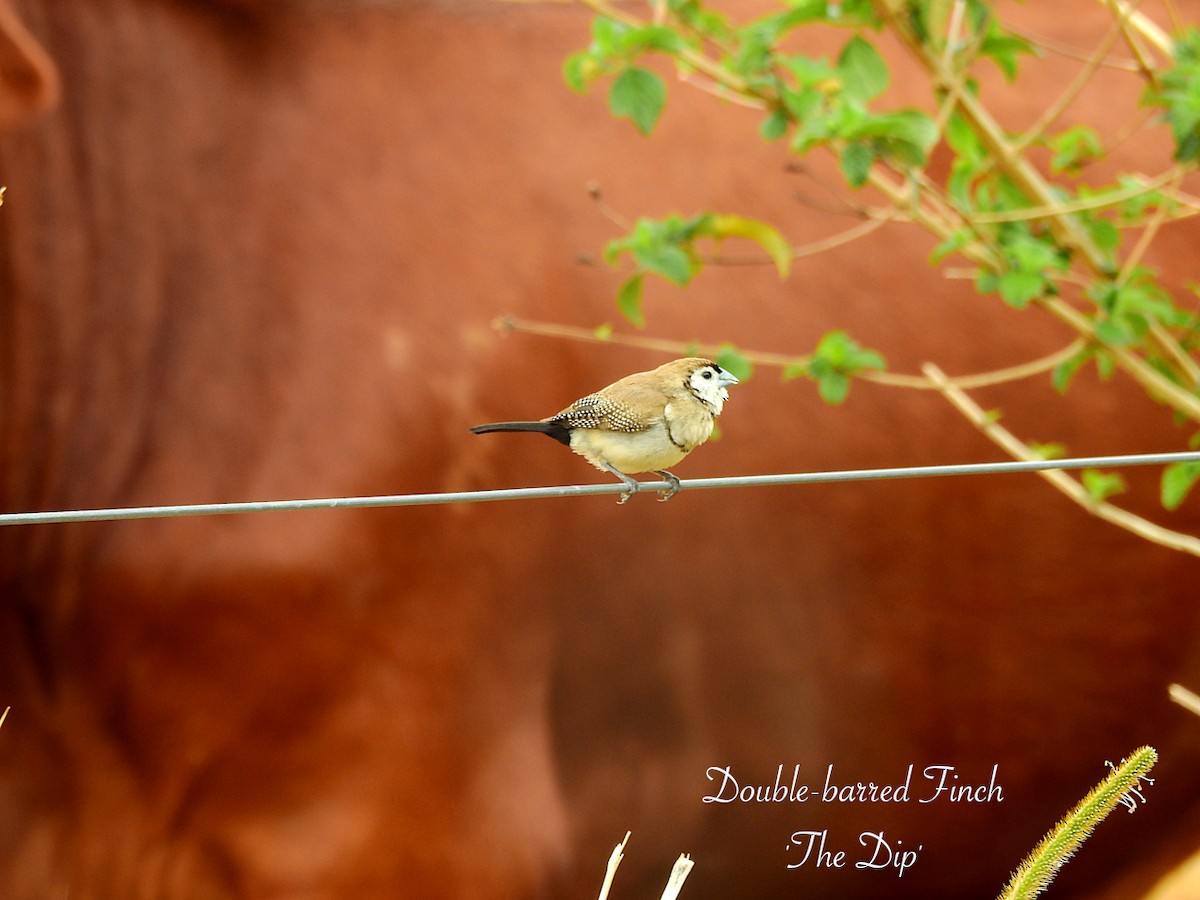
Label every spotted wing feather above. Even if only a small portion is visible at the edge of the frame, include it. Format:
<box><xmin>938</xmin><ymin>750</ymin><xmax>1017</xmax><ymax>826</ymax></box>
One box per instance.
<box><xmin>547</xmin><ymin>391</ymin><xmax>655</xmax><ymax>433</ymax></box>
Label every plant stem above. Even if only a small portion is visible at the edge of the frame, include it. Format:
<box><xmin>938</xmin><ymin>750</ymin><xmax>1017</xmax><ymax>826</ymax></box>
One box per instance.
<box><xmin>924</xmin><ymin>363</ymin><xmax>1200</xmax><ymax>556</ymax></box>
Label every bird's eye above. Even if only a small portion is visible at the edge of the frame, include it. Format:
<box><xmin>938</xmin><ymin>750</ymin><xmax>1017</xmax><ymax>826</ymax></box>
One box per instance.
<box><xmin>702</xmin><ymin>370</ymin><xmax>713</xmax><ymax>379</ymax></box>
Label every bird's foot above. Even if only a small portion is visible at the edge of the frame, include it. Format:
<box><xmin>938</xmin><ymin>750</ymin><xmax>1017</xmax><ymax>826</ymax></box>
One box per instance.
<box><xmin>615</xmin><ymin>474</ymin><xmax>640</xmax><ymax>505</ymax></box>
<box><xmin>654</xmin><ymin>470</ymin><xmax>682</xmax><ymax>502</ymax></box>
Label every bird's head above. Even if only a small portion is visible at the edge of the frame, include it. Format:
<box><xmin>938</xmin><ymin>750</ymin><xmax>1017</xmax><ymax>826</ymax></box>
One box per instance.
<box><xmin>678</xmin><ymin>358</ymin><xmax>739</xmax><ymax>415</ymax></box>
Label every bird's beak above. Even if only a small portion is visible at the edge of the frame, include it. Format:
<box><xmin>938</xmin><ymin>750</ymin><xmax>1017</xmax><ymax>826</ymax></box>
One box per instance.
<box><xmin>719</xmin><ymin>371</ymin><xmax>740</xmax><ymax>387</ymax></box>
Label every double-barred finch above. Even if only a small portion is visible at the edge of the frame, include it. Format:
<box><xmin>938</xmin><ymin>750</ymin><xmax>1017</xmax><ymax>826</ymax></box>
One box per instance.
<box><xmin>470</xmin><ymin>358</ymin><xmax>739</xmax><ymax>503</ymax></box>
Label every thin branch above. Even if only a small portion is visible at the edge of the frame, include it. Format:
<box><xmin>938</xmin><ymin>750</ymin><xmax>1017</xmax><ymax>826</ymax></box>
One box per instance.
<box><xmin>967</xmin><ymin>168</ymin><xmax>1185</xmax><ymax>223</ymax></box>
<box><xmin>1118</xmin><ymin>171</ymin><xmax>1183</xmax><ymax>284</ymax></box>
<box><xmin>942</xmin><ymin>0</ymin><xmax>967</xmax><ymax>69</ymax></box>
<box><xmin>1105</xmin><ymin>0</ymin><xmax>1174</xmax><ymax>58</ymax></box>
<box><xmin>1101</xmin><ymin>0</ymin><xmax>1164</xmax><ymax>87</ymax></box>
<box><xmin>495</xmin><ymin>315</ymin><xmax>808</xmax><ymax>366</ymax></box>
<box><xmin>498</xmin><ymin>316</ymin><xmax>1089</xmax><ymax>390</ymax></box>
<box><xmin>660</xmin><ymin>855</ymin><xmax>695</xmax><ymax>900</ymax></box>
<box><xmin>1169</xmin><ymin>683</ymin><xmax>1200</xmax><ymax>717</ymax></box>
<box><xmin>1037</xmin><ymin>294</ymin><xmax>1200</xmax><ymax>421</ymax></box>
<box><xmin>1163</xmin><ymin>0</ymin><xmax>1184</xmax><ymax>34</ymax></box>
<box><xmin>705</xmin><ymin>216</ymin><xmax>891</xmax><ymax>266</ymax></box>
<box><xmin>677</xmin><ymin>69</ymin><xmax>766</xmax><ymax>109</ymax></box>
<box><xmin>1117</xmin><ymin>170</ymin><xmax>1200</xmax><ymax>386</ymax></box>
<box><xmin>572</xmin><ymin>0</ymin><xmax>756</xmax><ymax>98</ymax></box>
<box><xmin>587</xmin><ymin>182</ymin><xmax>633</xmax><ymax>231</ymax></box>
<box><xmin>907</xmin><ymin>340</ymin><xmax>1091</xmax><ymax>389</ymax></box>
<box><xmin>1012</xmin><ymin>11</ymin><xmax>1128</xmax><ymax>154</ymax></box>
<box><xmin>1001</xmin><ymin>22</ymin><xmax>1140</xmax><ymax>71</ymax></box>
<box><xmin>598</xmin><ymin>832</ymin><xmax>630</xmax><ymax>900</ymax></box>
<box><xmin>922</xmin><ymin>362</ymin><xmax>1200</xmax><ymax>557</ymax></box>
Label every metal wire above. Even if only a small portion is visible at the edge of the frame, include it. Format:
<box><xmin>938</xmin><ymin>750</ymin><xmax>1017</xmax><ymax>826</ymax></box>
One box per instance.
<box><xmin>2</xmin><ymin>450</ymin><xmax>1198</xmax><ymax>526</ymax></box>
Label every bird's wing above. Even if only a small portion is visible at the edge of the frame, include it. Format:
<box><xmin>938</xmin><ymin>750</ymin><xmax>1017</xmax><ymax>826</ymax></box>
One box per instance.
<box><xmin>549</xmin><ymin>383</ymin><xmax>664</xmax><ymax>433</ymax></box>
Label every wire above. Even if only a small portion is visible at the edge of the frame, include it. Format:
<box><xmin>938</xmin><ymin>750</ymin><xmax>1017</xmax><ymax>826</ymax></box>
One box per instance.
<box><xmin>2</xmin><ymin>450</ymin><xmax>1198</xmax><ymax>526</ymax></box>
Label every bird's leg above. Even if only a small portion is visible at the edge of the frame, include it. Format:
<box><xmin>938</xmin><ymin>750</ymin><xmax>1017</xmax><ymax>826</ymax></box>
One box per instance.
<box><xmin>653</xmin><ymin>470</ymin><xmax>682</xmax><ymax>502</ymax></box>
<box><xmin>602</xmin><ymin>463</ymin><xmax>642</xmax><ymax>504</ymax></box>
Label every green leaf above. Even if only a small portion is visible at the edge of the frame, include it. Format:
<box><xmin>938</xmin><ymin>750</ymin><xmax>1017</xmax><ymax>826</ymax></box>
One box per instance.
<box><xmin>563</xmin><ymin>52</ymin><xmax>599</xmax><ymax>93</ymax></box>
<box><xmin>620</xmin><ymin>24</ymin><xmax>686</xmax><ymax>54</ymax></box>
<box><xmin>1144</xmin><ymin>29</ymin><xmax>1200</xmax><ymax>162</ymax></box>
<box><xmin>609</xmin><ymin>67</ymin><xmax>666</xmax><ymax>136</ymax></box>
<box><xmin>997</xmin><ymin>270</ymin><xmax>1044</xmax><ymax>308</ymax></box>
<box><xmin>976</xmin><ymin>270</ymin><xmax>1001</xmax><ymax>295</ymax></box>
<box><xmin>1094</xmin><ymin>318</ymin><xmax>1138</xmax><ymax>346</ymax></box>
<box><xmin>840</xmin><ymin>142</ymin><xmax>875</xmax><ymax>187</ymax></box>
<box><xmin>1028</xmin><ymin>441</ymin><xmax>1068</xmax><ymax>460</ymax></box>
<box><xmin>805</xmin><ymin>330</ymin><xmax>885</xmax><ymax>404</ymax></box>
<box><xmin>837</xmin><ymin>36</ymin><xmax>889</xmax><ymax>103</ymax></box>
<box><xmin>1052</xmin><ymin>347</ymin><xmax>1092</xmax><ymax>394</ymax></box>
<box><xmin>1082</xmin><ymin>469</ymin><xmax>1127</xmax><ymax>503</ymax></box>
<box><xmin>944</xmin><ymin>110</ymin><xmax>985</xmax><ymax>162</ymax></box>
<box><xmin>782</xmin><ymin>360</ymin><xmax>809</xmax><ymax>381</ymax></box>
<box><xmin>634</xmin><ymin>241</ymin><xmax>693</xmax><ymax>285</ymax></box>
<box><xmin>616</xmin><ymin>273</ymin><xmax>646</xmax><ymax>327</ymax></box>
<box><xmin>760</xmin><ymin>107</ymin><xmax>790</xmax><ymax>142</ymax></box>
<box><xmin>1162</xmin><ymin>461</ymin><xmax>1200</xmax><ymax>510</ymax></box>
<box><xmin>714</xmin><ymin>344</ymin><xmax>753</xmax><ymax>382</ymax></box>
<box><xmin>1049</xmin><ymin>125</ymin><xmax>1104</xmax><ymax>174</ymax></box>
<box><xmin>706</xmin><ymin>214</ymin><xmax>793</xmax><ymax>278</ymax></box>
<box><xmin>978</xmin><ymin>21</ymin><xmax>1036</xmax><ymax>82</ymax></box>
<box><xmin>1084</xmin><ymin>217</ymin><xmax>1120</xmax><ymax>254</ymax></box>
<box><xmin>852</xmin><ymin>109</ymin><xmax>938</xmax><ymax>167</ymax></box>
<box><xmin>817</xmin><ymin>370</ymin><xmax>851</xmax><ymax>404</ymax></box>
<box><xmin>1006</xmin><ymin>231</ymin><xmax>1065</xmax><ymax>273</ymax></box>
<box><xmin>589</xmin><ymin>16</ymin><xmax>628</xmax><ymax>55</ymax></box>
<box><xmin>930</xmin><ymin>228</ymin><xmax>972</xmax><ymax>265</ymax></box>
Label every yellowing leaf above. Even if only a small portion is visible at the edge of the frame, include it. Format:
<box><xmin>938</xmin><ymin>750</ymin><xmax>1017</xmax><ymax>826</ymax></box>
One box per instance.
<box><xmin>708</xmin><ymin>214</ymin><xmax>792</xmax><ymax>278</ymax></box>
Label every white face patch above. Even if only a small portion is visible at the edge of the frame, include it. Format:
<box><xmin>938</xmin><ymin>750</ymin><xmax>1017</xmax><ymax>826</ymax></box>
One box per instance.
<box><xmin>689</xmin><ymin>364</ymin><xmax>736</xmax><ymax>415</ymax></box>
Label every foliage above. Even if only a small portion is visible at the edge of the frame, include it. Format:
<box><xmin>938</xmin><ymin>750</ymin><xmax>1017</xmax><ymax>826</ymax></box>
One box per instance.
<box><xmin>554</xmin><ymin>0</ymin><xmax>1200</xmax><ymax>538</ymax></box>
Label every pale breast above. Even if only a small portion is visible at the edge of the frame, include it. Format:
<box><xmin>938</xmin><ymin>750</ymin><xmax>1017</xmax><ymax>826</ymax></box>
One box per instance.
<box><xmin>568</xmin><ymin>424</ymin><xmax>690</xmax><ymax>474</ymax></box>
<box><xmin>664</xmin><ymin>399</ymin><xmax>716</xmax><ymax>451</ymax></box>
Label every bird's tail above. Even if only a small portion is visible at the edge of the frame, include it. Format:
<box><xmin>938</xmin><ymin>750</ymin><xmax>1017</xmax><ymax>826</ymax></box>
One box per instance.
<box><xmin>469</xmin><ymin>420</ymin><xmax>571</xmax><ymax>446</ymax></box>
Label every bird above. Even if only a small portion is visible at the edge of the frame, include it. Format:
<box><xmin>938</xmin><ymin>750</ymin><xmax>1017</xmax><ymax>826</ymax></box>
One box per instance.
<box><xmin>469</xmin><ymin>357</ymin><xmax>739</xmax><ymax>503</ymax></box>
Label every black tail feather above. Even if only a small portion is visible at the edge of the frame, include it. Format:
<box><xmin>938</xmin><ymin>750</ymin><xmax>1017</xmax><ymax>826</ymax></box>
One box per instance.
<box><xmin>468</xmin><ymin>420</ymin><xmax>572</xmax><ymax>446</ymax></box>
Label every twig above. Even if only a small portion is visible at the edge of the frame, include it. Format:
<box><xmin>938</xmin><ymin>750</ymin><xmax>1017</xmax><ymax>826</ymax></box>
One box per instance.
<box><xmin>498</xmin><ymin>316</ymin><xmax>1092</xmax><ymax>390</ymax></box>
<box><xmin>1102</xmin><ymin>0</ymin><xmax>1163</xmax><ymax>89</ymax></box>
<box><xmin>1001</xmin><ymin>22</ymin><xmax>1140</xmax><ymax>71</ymax></box>
<box><xmin>587</xmin><ymin>183</ymin><xmax>632</xmax><ymax>231</ymax></box>
<box><xmin>1036</xmin><ymin>294</ymin><xmax>1200</xmax><ymax>422</ymax></box>
<box><xmin>572</xmin><ymin>0</ymin><xmax>755</xmax><ymax>98</ymax></box>
<box><xmin>1012</xmin><ymin>9</ymin><xmax>1129</xmax><ymax>154</ymax></box>
<box><xmin>660</xmin><ymin>854</ymin><xmax>694</xmax><ymax>900</ymax></box>
<box><xmin>922</xmin><ymin>362</ymin><xmax>1200</xmax><ymax>557</ymax></box>
<box><xmin>942</xmin><ymin>0</ymin><xmax>967</xmax><ymax>69</ymax></box>
<box><xmin>1168</xmin><ymin>683</ymin><xmax>1200</xmax><ymax>718</ymax></box>
<box><xmin>677</xmin><ymin>69</ymin><xmax>766</xmax><ymax>109</ymax></box>
<box><xmin>1118</xmin><ymin>170</ymin><xmax>1200</xmax><ymax>387</ymax></box>
<box><xmin>967</xmin><ymin>168</ymin><xmax>1184</xmax><ymax>223</ymax></box>
<box><xmin>597</xmin><ymin>832</ymin><xmax>630</xmax><ymax>900</ymax></box>
<box><xmin>704</xmin><ymin>217</ymin><xmax>891</xmax><ymax>265</ymax></box>
<box><xmin>1105</xmin><ymin>0</ymin><xmax>1174</xmax><ymax>59</ymax></box>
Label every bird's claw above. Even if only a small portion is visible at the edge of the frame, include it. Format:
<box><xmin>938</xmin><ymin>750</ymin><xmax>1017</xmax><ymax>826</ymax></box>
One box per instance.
<box><xmin>616</xmin><ymin>479</ymin><xmax>639</xmax><ymax>505</ymax></box>
<box><xmin>655</xmin><ymin>471</ymin><xmax>682</xmax><ymax>502</ymax></box>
